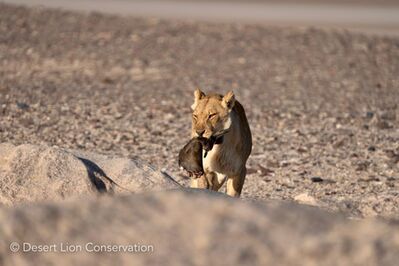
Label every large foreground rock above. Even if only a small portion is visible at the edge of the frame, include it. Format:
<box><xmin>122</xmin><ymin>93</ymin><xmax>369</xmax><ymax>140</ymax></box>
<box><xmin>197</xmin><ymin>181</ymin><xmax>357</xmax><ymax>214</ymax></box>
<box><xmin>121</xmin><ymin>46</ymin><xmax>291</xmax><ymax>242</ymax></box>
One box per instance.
<box><xmin>0</xmin><ymin>189</ymin><xmax>398</xmax><ymax>266</ymax></box>
<box><xmin>0</xmin><ymin>143</ymin><xmax>180</xmax><ymax>205</ymax></box>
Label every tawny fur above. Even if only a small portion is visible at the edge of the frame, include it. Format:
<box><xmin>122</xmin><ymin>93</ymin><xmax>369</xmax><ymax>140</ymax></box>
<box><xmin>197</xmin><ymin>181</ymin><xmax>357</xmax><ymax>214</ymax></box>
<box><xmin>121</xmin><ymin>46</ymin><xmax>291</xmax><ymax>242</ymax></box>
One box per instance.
<box><xmin>190</xmin><ymin>89</ymin><xmax>252</xmax><ymax>197</ymax></box>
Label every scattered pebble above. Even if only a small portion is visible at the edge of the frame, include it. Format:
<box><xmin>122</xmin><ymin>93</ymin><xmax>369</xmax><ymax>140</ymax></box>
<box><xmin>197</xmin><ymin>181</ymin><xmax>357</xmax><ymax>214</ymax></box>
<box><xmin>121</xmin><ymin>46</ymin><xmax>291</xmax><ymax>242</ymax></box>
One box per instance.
<box><xmin>294</xmin><ymin>193</ymin><xmax>319</xmax><ymax>206</ymax></box>
<box><xmin>310</xmin><ymin>176</ymin><xmax>324</xmax><ymax>183</ymax></box>
<box><xmin>16</xmin><ymin>102</ymin><xmax>29</xmax><ymax>110</ymax></box>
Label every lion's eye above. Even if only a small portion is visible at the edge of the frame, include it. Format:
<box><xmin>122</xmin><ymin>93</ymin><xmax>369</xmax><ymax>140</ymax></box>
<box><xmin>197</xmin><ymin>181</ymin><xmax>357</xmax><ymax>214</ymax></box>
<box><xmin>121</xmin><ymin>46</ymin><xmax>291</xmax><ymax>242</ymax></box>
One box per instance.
<box><xmin>208</xmin><ymin>113</ymin><xmax>217</xmax><ymax>119</ymax></box>
<box><xmin>193</xmin><ymin>114</ymin><xmax>198</xmax><ymax>120</ymax></box>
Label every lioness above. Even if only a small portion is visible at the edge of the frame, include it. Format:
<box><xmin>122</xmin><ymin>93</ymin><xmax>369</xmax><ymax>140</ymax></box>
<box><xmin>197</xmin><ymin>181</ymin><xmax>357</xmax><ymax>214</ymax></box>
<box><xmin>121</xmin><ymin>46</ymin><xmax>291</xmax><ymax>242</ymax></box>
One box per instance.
<box><xmin>190</xmin><ymin>89</ymin><xmax>252</xmax><ymax>197</ymax></box>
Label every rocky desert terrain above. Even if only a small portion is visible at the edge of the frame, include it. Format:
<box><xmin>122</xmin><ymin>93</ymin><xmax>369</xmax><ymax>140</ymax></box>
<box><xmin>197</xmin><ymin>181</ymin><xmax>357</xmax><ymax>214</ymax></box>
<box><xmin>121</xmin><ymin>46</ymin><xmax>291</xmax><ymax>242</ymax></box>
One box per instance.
<box><xmin>0</xmin><ymin>2</ymin><xmax>399</xmax><ymax>265</ymax></box>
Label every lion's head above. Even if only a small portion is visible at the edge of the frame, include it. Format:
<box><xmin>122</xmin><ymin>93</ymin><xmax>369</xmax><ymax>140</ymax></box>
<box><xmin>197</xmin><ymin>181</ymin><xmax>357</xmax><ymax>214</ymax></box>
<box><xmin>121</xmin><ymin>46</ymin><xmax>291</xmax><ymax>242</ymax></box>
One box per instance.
<box><xmin>191</xmin><ymin>89</ymin><xmax>235</xmax><ymax>139</ymax></box>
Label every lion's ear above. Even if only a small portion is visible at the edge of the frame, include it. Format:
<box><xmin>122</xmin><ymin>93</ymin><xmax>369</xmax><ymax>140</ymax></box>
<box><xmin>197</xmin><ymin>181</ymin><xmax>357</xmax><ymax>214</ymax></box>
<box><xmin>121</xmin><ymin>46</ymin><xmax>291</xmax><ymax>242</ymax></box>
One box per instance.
<box><xmin>191</xmin><ymin>88</ymin><xmax>205</xmax><ymax>110</ymax></box>
<box><xmin>222</xmin><ymin>91</ymin><xmax>235</xmax><ymax>110</ymax></box>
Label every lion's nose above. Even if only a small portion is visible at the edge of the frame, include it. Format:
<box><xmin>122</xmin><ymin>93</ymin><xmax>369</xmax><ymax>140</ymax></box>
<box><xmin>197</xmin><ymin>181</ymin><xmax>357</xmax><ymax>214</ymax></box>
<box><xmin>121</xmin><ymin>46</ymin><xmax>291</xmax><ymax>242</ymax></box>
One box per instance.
<box><xmin>196</xmin><ymin>129</ymin><xmax>205</xmax><ymax>136</ymax></box>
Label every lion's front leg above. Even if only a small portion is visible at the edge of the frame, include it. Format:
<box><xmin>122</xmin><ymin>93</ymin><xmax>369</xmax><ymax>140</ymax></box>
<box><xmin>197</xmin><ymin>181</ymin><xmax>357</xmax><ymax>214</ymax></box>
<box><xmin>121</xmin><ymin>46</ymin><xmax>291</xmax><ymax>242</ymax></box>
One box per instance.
<box><xmin>226</xmin><ymin>168</ymin><xmax>246</xmax><ymax>197</ymax></box>
<box><xmin>190</xmin><ymin>175</ymin><xmax>209</xmax><ymax>189</ymax></box>
<box><xmin>206</xmin><ymin>171</ymin><xmax>227</xmax><ymax>192</ymax></box>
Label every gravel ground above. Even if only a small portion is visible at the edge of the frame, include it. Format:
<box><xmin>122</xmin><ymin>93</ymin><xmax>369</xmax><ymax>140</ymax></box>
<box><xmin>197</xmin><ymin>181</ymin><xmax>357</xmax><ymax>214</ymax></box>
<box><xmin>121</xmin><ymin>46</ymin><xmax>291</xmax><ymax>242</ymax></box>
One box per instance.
<box><xmin>0</xmin><ymin>3</ymin><xmax>398</xmax><ymax>218</ymax></box>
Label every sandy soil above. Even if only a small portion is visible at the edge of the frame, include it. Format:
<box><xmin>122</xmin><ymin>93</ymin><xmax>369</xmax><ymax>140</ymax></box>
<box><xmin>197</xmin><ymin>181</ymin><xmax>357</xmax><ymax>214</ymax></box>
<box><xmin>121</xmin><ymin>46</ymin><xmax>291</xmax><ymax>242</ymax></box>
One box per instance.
<box><xmin>2</xmin><ymin>189</ymin><xmax>399</xmax><ymax>265</ymax></box>
<box><xmin>0</xmin><ymin>3</ymin><xmax>398</xmax><ymax>218</ymax></box>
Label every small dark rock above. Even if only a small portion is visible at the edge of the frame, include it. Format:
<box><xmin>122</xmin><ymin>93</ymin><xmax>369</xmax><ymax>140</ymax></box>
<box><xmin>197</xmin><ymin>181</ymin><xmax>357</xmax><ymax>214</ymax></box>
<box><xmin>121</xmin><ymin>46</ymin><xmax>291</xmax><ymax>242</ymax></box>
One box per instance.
<box><xmin>355</xmin><ymin>161</ymin><xmax>370</xmax><ymax>171</ymax></box>
<box><xmin>311</xmin><ymin>176</ymin><xmax>324</xmax><ymax>183</ymax></box>
<box><xmin>366</xmin><ymin>111</ymin><xmax>374</xmax><ymax>118</ymax></box>
<box><xmin>16</xmin><ymin>102</ymin><xmax>29</xmax><ymax>110</ymax></box>
<box><xmin>102</xmin><ymin>77</ymin><xmax>114</xmax><ymax>84</ymax></box>
<box><xmin>368</xmin><ymin>146</ymin><xmax>376</xmax><ymax>152</ymax></box>
<box><xmin>359</xmin><ymin>176</ymin><xmax>380</xmax><ymax>182</ymax></box>
<box><xmin>297</xmin><ymin>147</ymin><xmax>308</xmax><ymax>153</ymax></box>
<box><xmin>299</xmin><ymin>170</ymin><xmax>308</xmax><ymax>176</ymax></box>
